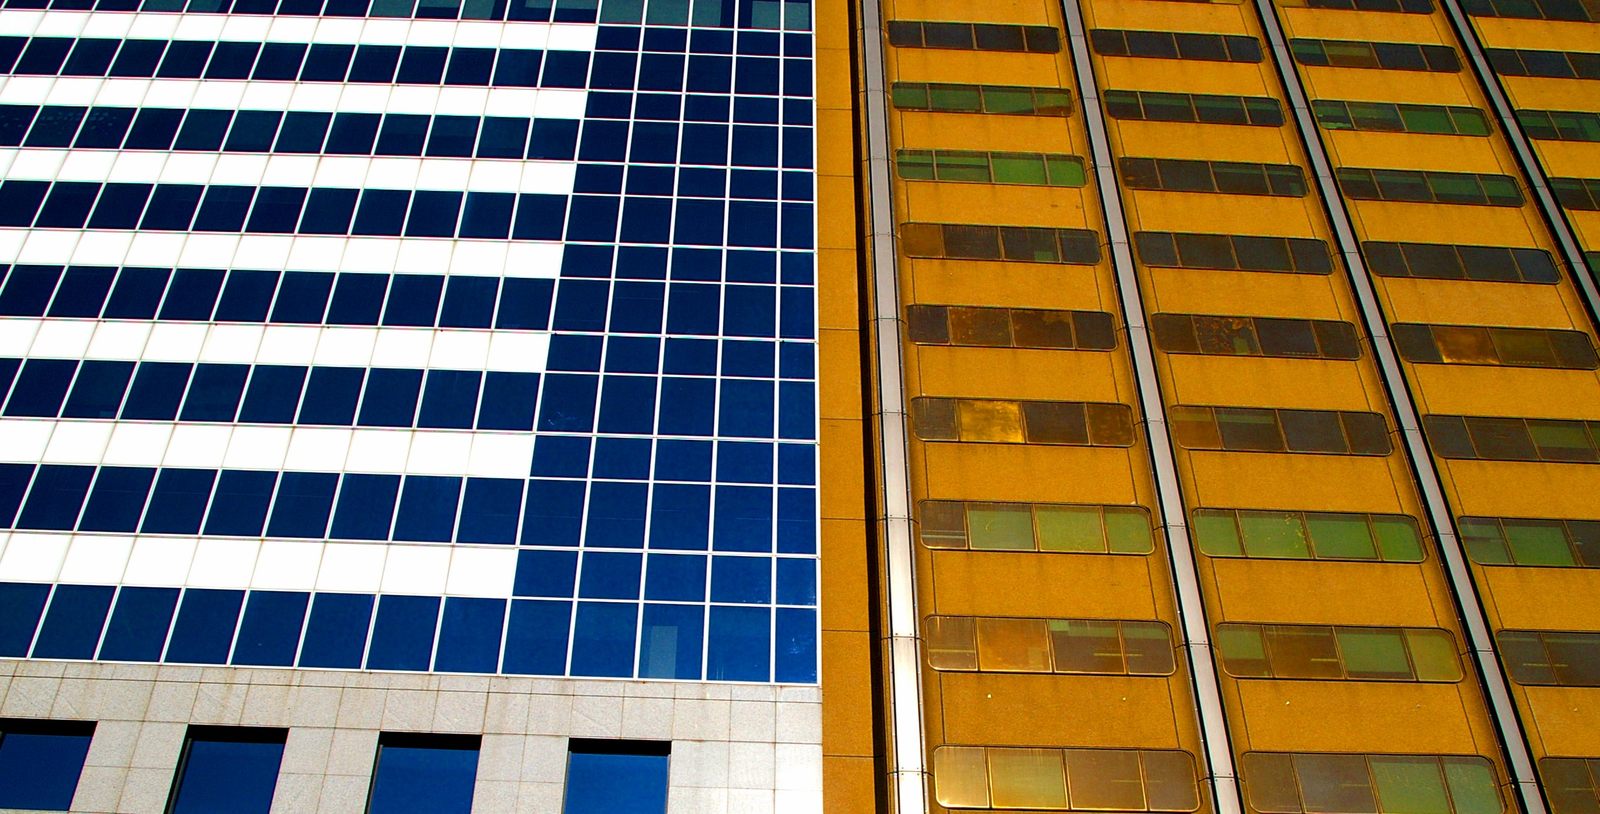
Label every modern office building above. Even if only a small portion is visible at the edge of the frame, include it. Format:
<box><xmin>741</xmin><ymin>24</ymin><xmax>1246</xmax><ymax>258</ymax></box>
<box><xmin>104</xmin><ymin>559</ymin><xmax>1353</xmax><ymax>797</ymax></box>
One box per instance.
<box><xmin>0</xmin><ymin>0</ymin><xmax>1597</xmax><ymax>811</ymax></box>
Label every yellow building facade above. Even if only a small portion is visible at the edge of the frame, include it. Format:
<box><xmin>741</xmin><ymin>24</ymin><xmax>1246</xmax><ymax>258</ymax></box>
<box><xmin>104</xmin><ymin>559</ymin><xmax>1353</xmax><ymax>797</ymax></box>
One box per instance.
<box><xmin>830</xmin><ymin>0</ymin><xmax>1600</xmax><ymax>811</ymax></box>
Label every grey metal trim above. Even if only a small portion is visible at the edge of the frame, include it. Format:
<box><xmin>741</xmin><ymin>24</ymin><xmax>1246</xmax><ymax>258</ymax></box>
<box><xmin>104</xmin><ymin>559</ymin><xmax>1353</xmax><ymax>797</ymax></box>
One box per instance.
<box><xmin>1250</xmin><ymin>3</ymin><xmax>1549</xmax><ymax>812</ymax></box>
<box><xmin>1434</xmin><ymin>0</ymin><xmax>1600</xmax><ymax>327</ymax></box>
<box><xmin>858</xmin><ymin>0</ymin><xmax>929</xmax><ymax>811</ymax></box>
<box><xmin>1058</xmin><ymin>4</ymin><xmax>1243</xmax><ymax>814</ymax></box>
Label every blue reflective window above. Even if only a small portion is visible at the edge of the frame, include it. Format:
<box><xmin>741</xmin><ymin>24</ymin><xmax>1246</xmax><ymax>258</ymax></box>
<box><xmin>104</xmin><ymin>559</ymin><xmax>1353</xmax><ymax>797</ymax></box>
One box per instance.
<box><xmin>204</xmin><ymin>470</ymin><xmax>277</xmax><ymax>536</ymax></box>
<box><xmin>367</xmin><ymin>595</ymin><xmax>440</xmax><ymax>671</ymax></box>
<box><xmin>393</xmin><ymin>476</ymin><xmax>461</xmax><ymax>543</ymax></box>
<box><xmin>330</xmin><ymin>474</ymin><xmax>400</xmax><ymax>540</ymax></box>
<box><xmin>32</xmin><ymin>584</ymin><xmax>114</xmax><ymax>659</ymax></box>
<box><xmin>433</xmin><ymin>598</ymin><xmax>505</xmax><ymax>674</ymax></box>
<box><xmin>179</xmin><ymin>364</ymin><xmax>247</xmax><ymax>422</ymax></box>
<box><xmin>17</xmin><ymin>464</ymin><xmax>93</xmax><ymax>530</ymax></box>
<box><xmin>456</xmin><ymin>478</ymin><xmax>521</xmax><ymax>545</ymax></box>
<box><xmin>419</xmin><ymin>370</ymin><xmax>480</xmax><ymax>429</ymax></box>
<box><xmin>584</xmin><ymin>482</ymin><xmax>648</xmax><ymax>549</ymax></box>
<box><xmin>0</xmin><ymin>583</ymin><xmax>50</xmax><ymax>657</ymax></box>
<box><xmin>577</xmin><ymin>552</ymin><xmax>642</xmax><ymax>600</ymax></box>
<box><xmin>165</xmin><ymin>589</ymin><xmax>244</xmax><ymax>664</ymax></box>
<box><xmin>297</xmin><ymin>367</ymin><xmax>364</xmax><ymax>425</ymax></box>
<box><xmin>48</xmin><ymin>265</ymin><xmax>114</xmax><ymax>318</ymax></box>
<box><xmin>167</xmin><ymin>727</ymin><xmax>286</xmax><ymax>814</ymax></box>
<box><xmin>503</xmin><ymin>600</ymin><xmax>570</xmax><ymax>675</ymax></box>
<box><xmin>775</xmin><ymin>607</ymin><xmax>817</xmax><ymax>683</ymax></box>
<box><xmin>440</xmin><ymin>277</ymin><xmax>498</xmax><ymax>329</ymax></box>
<box><xmin>122</xmin><ymin>362</ymin><xmax>191</xmax><ymax>420</ymax></box>
<box><xmin>711</xmin><ymin>556</ymin><xmax>770</xmax><ymax>604</ymax></box>
<box><xmin>570</xmin><ymin>601</ymin><xmax>636</xmax><ymax>677</ymax></box>
<box><xmin>98</xmin><ymin>586</ymin><xmax>179</xmax><ymax>662</ymax></box>
<box><xmin>0</xmin><ymin>719</ymin><xmax>95</xmax><ymax>811</ymax></box>
<box><xmin>649</xmin><ymin>484</ymin><xmax>710</xmax><ymax>550</ymax></box>
<box><xmin>707</xmin><ymin>605</ymin><xmax>769</xmax><ymax>682</ymax></box>
<box><xmin>562</xmin><ymin>741</ymin><xmax>670</xmax><ymax>814</ymax></box>
<box><xmin>298</xmin><ymin>593</ymin><xmax>374</xmax><ymax>669</ymax></box>
<box><xmin>359</xmin><ymin>368</ymin><xmax>423</xmax><ymax>427</ymax></box>
<box><xmin>79</xmin><ymin>466</ymin><xmax>154</xmax><ymax>532</ymax></box>
<box><xmin>367</xmin><ymin>734</ymin><xmax>479</xmax><ymax>814</ymax></box>
<box><xmin>238</xmin><ymin>365</ymin><xmax>306</xmax><ymax>423</ymax></box>
<box><xmin>326</xmin><ymin>273</ymin><xmax>387</xmax><ymax>324</ymax></box>
<box><xmin>231</xmin><ymin>592</ymin><xmax>308</xmax><ymax>667</ymax></box>
<box><xmin>266</xmin><ymin>472</ymin><xmax>336</xmax><ymax>539</ymax></box>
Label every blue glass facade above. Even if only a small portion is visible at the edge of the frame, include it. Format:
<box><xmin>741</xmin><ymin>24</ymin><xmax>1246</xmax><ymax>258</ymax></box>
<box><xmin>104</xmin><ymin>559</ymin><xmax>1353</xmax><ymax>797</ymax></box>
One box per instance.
<box><xmin>0</xmin><ymin>0</ymin><xmax>819</xmax><ymax>683</ymax></box>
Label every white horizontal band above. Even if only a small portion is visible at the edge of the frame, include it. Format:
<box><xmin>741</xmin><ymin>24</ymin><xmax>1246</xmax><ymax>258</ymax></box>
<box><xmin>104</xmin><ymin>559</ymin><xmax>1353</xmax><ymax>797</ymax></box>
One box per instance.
<box><xmin>0</xmin><ymin>76</ymin><xmax>589</xmax><ymax>119</ymax></box>
<box><xmin>0</xmin><ymin>149</ymin><xmax>579</xmax><ymax>194</ymax></box>
<box><xmin>0</xmin><ymin>230</ymin><xmax>565</xmax><ymax>277</ymax></box>
<box><xmin>0</xmin><ymin>530</ymin><xmax>519</xmax><ymax>598</ymax></box>
<box><xmin>0</xmin><ymin>419</ymin><xmax>538</xmax><ymax>478</ymax></box>
<box><xmin>0</xmin><ymin>318</ymin><xmax>552</xmax><ymax>371</ymax></box>
<box><xmin>0</xmin><ymin>9</ymin><xmax>599</xmax><ymax>51</ymax></box>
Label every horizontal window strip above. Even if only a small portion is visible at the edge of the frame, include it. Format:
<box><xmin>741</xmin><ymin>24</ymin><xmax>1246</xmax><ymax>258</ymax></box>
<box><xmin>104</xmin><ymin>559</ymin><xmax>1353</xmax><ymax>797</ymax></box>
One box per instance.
<box><xmin>911</xmin><ymin>397</ymin><xmax>1136</xmax><ymax>447</ymax></box>
<box><xmin>1362</xmin><ymin>240</ymin><xmax>1559</xmax><ymax>283</ymax></box>
<box><xmin>1104</xmin><ymin>89</ymin><xmax>1283</xmax><ymax>126</ymax></box>
<box><xmin>1192</xmin><ymin>507</ymin><xmax>1425</xmax><ymax>562</ymax></box>
<box><xmin>905</xmin><ymin>304</ymin><xmax>1117</xmax><ymax>350</ymax></box>
<box><xmin>0</xmin><ymin>266</ymin><xmax>554</xmax><ymax>330</ymax></box>
<box><xmin>899</xmin><ymin>222</ymin><xmax>1102</xmax><ymax>265</ymax></box>
<box><xmin>1243</xmin><ymin>752</ymin><xmax>1503</xmax><ymax>814</ymax></box>
<box><xmin>0</xmin><ymin>9</ymin><xmax>605</xmax><ymax>42</ymax></box>
<box><xmin>887</xmin><ymin>20</ymin><xmax>1060</xmax><ymax>53</ymax></box>
<box><xmin>1135</xmin><ymin>231</ymin><xmax>1333</xmax><ymax>274</ymax></box>
<box><xmin>0</xmin><ymin>180</ymin><xmax>819</xmax><ymax>250</ymax></box>
<box><xmin>1120</xmin><ymin>156</ymin><xmax>1307</xmax><ymax>197</ymax></box>
<box><xmin>0</xmin><ymin>463</ymin><xmax>814</xmax><ymax>548</ymax></box>
<box><xmin>1539</xmin><ymin>758</ymin><xmax>1600</xmax><ymax>810</ymax></box>
<box><xmin>6</xmin><ymin>78</ymin><xmax>586</xmax><ymax>122</ymax></box>
<box><xmin>1152</xmin><ymin>313</ymin><xmax>1361</xmax><ymax>360</ymax></box>
<box><xmin>1462</xmin><ymin>515</ymin><xmax>1600</xmax><ymax>568</ymax></box>
<box><xmin>0</xmin><ymin>581</ymin><xmax>817</xmax><ymax>681</ymax></box>
<box><xmin>0</xmin><ymin>35</ymin><xmax>579</xmax><ymax>88</ymax></box>
<box><xmin>933</xmin><ymin>746</ymin><xmax>1201</xmax><ymax>812</ymax></box>
<box><xmin>1217</xmin><ymin>622</ymin><xmax>1462</xmax><ymax>682</ymax></box>
<box><xmin>1313</xmin><ymin>99</ymin><xmax>1490</xmax><ymax>136</ymax></box>
<box><xmin>1498</xmin><ymin>629</ymin><xmax>1600</xmax><ymax>686</ymax></box>
<box><xmin>894</xmin><ymin>149</ymin><xmax>1086</xmax><ymax>187</ymax></box>
<box><xmin>1392</xmin><ymin>322</ymin><xmax>1598</xmax><ymax>369</ymax></box>
<box><xmin>924</xmin><ymin>616</ymin><xmax>1177</xmax><ymax>675</ymax></box>
<box><xmin>1516</xmin><ymin>109</ymin><xmax>1600</xmax><ymax>142</ymax></box>
<box><xmin>1280</xmin><ymin>0</ymin><xmax>1435</xmax><ymax>13</ymax></box>
<box><xmin>1461</xmin><ymin>0</ymin><xmax>1599</xmax><ymax>18</ymax></box>
<box><xmin>889</xmin><ymin>82</ymin><xmax>1073</xmax><ymax>116</ymax></box>
<box><xmin>1553</xmin><ymin>177</ymin><xmax>1600</xmax><ymax>210</ymax></box>
<box><xmin>1486</xmin><ymin>47</ymin><xmax>1600</xmax><ymax>80</ymax></box>
<box><xmin>0</xmin><ymin>149</ymin><xmax>577</xmax><ymax>193</ymax></box>
<box><xmin>1171</xmin><ymin>405</ymin><xmax>1393</xmax><ymax>455</ymax></box>
<box><xmin>0</xmin><ymin>0</ymin><xmax>809</xmax><ymax>27</ymax></box>
<box><xmin>1089</xmin><ymin>28</ymin><xmax>1261</xmax><ymax>63</ymax></box>
<box><xmin>1423</xmin><ymin>414</ymin><xmax>1600</xmax><ymax>463</ymax></box>
<box><xmin>1335</xmin><ymin>167</ymin><xmax>1524</xmax><ymax>206</ymax></box>
<box><xmin>918</xmin><ymin>500</ymin><xmax>1155</xmax><ymax>554</ymax></box>
<box><xmin>1290</xmin><ymin>38</ymin><xmax>1461</xmax><ymax>72</ymax></box>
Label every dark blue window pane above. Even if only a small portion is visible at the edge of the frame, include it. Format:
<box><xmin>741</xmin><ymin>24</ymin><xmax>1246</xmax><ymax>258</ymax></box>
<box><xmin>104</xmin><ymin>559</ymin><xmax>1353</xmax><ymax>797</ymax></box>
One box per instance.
<box><xmin>419</xmin><ymin>370</ymin><xmax>480</xmax><ymax>429</ymax></box>
<box><xmin>405</xmin><ymin>190</ymin><xmax>462</xmax><ymax>237</ymax></box>
<box><xmin>649</xmin><ymin>484</ymin><xmax>709</xmax><ymax>550</ymax></box>
<box><xmin>247</xmin><ymin>187</ymin><xmax>307</xmax><ymax>233</ymax></box>
<box><xmin>367</xmin><ymin>595</ymin><xmax>441</xmax><ymax>671</ymax></box>
<box><xmin>298</xmin><ymin>188</ymin><xmax>358</xmax><ymax>235</ymax></box>
<box><xmin>17</xmin><ymin>464</ymin><xmax>93</xmax><ymax>530</ymax></box>
<box><xmin>302</xmin><ymin>43</ymin><xmax>353</xmax><ymax>81</ymax></box>
<box><xmin>0</xmin><ymin>582</ymin><xmax>50</xmax><ymax>657</ymax></box>
<box><xmin>570</xmin><ymin>601</ymin><xmax>636</xmax><ymax>677</ymax></box>
<box><xmin>298</xmin><ymin>367</ymin><xmax>364</xmax><ymax>425</ymax></box>
<box><xmin>326</xmin><ymin>273</ymin><xmax>387</xmax><ymax>324</ymax></box>
<box><xmin>79</xmin><ymin>466</ymin><xmax>153</xmax><ymax>532</ymax></box>
<box><xmin>102</xmin><ymin>266</ymin><xmax>168</xmax><ymax>319</ymax></box>
<box><xmin>48</xmin><ymin>266</ymin><xmax>114</xmax><ymax>318</ymax></box>
<box><xmin>180</xmin><ymin>364</ymin><xmax>247</xmax><ymax>422</ymax></box>
<box><xmin>597</xmin><ymin>376</ymin><xmax>657</xmax><ymax>435</ymax></box>
<box><xmin>0</xmin><ymin>266</ymin><xmax>59</xmax><ymax>317</ymax></box>
<box><xmin>98</xmin><ymin>586</ymin><xmax>179</xmax><ymax>662</ymax></box>
<box><xmin>714</xmin><ymin>485</ymin><xmax>772</xmax><ymax>552</ymax></box>
<box><xmin>522</xmin><ymin>479</ymin><xmax>584</xmax><ymax>546</ymax></box>
<box><xmin>644</xmin><ymin>554</ymin><xmax>706</xmax><ymax>602</ymax></box>
<box><xmin>204</xmin><ymin>470</ymin><xmax>277</xmax><ymax>536</ymax></box>
<box><xmin>271</xmin><ymin>272</ymin><xmax>333</xmax><ymax>323</ymax></box>
<box><xmin>654</xmin><ymin>439</ymin><xmax>712</xmax><ymax>482</ymax></box>
<box><xmin>439</xmin><ymin>276</ymin><xmax>497</xmax><ymax>328</ymax></box>
<box><xmin>459</xmin><ymin>191</ymin><xmax>513</xmax><ymax>239</ymax></box>
<box><xmin>775</xmin><ymin>607</ymin><xmax>817</xmax><ymax>683</ymax></box>
<box><xmin>707</xmin><ymin>605</ymin><xmax>769</xmax><ymax>682</ymax></box>
<box><xmin>159</xmin><ymin>268</ymin><xmax>224</xmax><ymax>320</ymax></box>
<box><xmin>503</xmin><ymin>600</ymin><xmax>570</xmax><ymax>674</ymax></box>
<box><xmin>359</xmin><ymin>368</ymin><xmax>423</xmax><ymax>426</ymax></box>
<box><xmin>711</xmin><ymin>556</ymin><xmax>770</xmax><ymax>603</ymax></box>
<box><xmin>87</xmin><ymin>183</ymin><xmax>152</xmax><ymax>229</ymax></box>
<box><xmin>495</xmin><ymin>278</ymin><xmax>554</xmax><ymax>330</ymax></box>
<box><xmin>122</xmin><ymin>362</ymin><xmax>190</xmax><ymax>419</ymax></box>
<box><xmin>513</xmin><ymin>550</ymin><xmax>578</xmax><ymax>598</ymax></box>
<box><xmin>354</xmin><ymin>189</ymin><xmax>411</xmax><ymax>235</ymax></box>
<box><xmin>563</xmin><ymin>746</ymin><xmax>670</xmax><ymax>814</ymax></box>
<box><xmin>393</xmin><ymin>476</ymin><xmax>461</xmax><ymax>542</ymax></box>
<box><xmin>276</xmin><ymin>111</ymin><xmax>331</xmax><ymax>152</ymax></box>
<box><xmin>238</xmin><ymin>366</ymin><xmax>306</xmax><ymax>423</ymax></box>
<box><xmin>426</xmin><ymin>115</ymin><xmax>478</xmax><ymax>155</ymax></box>
<box><xmin>168</xmin><ymin>730</ymin><xmax>286</xmax><ymax>814</ymax></box>
<box><xmin>527</xmin><ymin>119</ymin><xmax>578</xmax><ymax>159</ymax></box>
<box><xmin>477</xmin><ymin>117</ymin><xmax>528</xmax><ymax>158</ymax></box>
<box><xmin>477</xmin><ymin>372</ymin><xmax>539</xmax><ymax>430</ymax></box>
<box><xmin>578</xmin><ymin>552</ymin><xmax>641</xmax><ymax>600</ymax></box>
<box><xmin>32</xmin><ymin>584</ymin><xmax>114</xmax><ymax>659</ymax></box>
<box><xmin>330</xmin><ymin>474</ymin><xmax>399</xmax><ymax>540</ymax></box>
<box><xmin>719</xmin><ymin>379</ymin><xmax>774</xmax><ymax>437</ymax></box>
<box><xmin>253</xmin><ymin>43</ymin><xmax>306</xmax><ymax>80</ymax></box>
<box><xmin>266</xmin><ymin>472</ymin><xmax>337</xmax><ymax>538</ymax></box>
<box><xmin>165</xmin><ymin>589</ymin><xmax>244</xmax><ymax>664</ymax></box>
<box><xmin>396</xmin><ymin>46</ymin><xmax>447</xmax><ymax>83</ymax></box>
<box><xmin>591</xmin><ymin>437</ymin><xmax>651</xmax><ymax>479</ymax></box>
<box><xmin>636</xmin><ymin>604</ymin><xmax>703</xmax><ymax>681</ymax></box>
<box><xmin>5</xmin><ymin>358</ymin><xmax>75</xmax><ymax>417</ymax></box>
<box><xmin>35</xmin><ymin>182</ymin><xmax>98</xmax><ymax>228</ymax></box>
<box><xmin>325</xmin><ymin>112</ymin><xmax>379</xmax><ymax>154</ymax></box>
<box><xmin>433</xmin><ymin>597</ymin><xmax>505</xmax><ymax>673</ymax></box>
<box><xmin>456</xmin><ymin>478</ymin><xmax>521</xmax><ymax>545</ymax></box>
<box><xmin>537</xmin><ymin>374</ymin><xmax>598</xmax><ymax>432</ymax></box>
<box><xmin>383</xmin><ymin>274</ymin><xmax>443</xmax><ymax>326</ymax></box>
<box><xmin>512</xmin><ymin>192</ymin><xmax>567</xmax><ymax>239</ymax></box>
<box><xmin>777</xmin><ymin>487</ymin><xmax>816</xmax><ymax>554</ymax></box>
<box><xmin>585</xmin><ymin>482</ymin><xmax>648</xmax><ymax>549</ymax></box>
<box><xmin>368</xmin><ymin>735</ymin><xmax>479</xmax><ymax>814</ymax></box>
<box><xmin>232</xmin><ymin>592</ymin><xmax>309</xmax><ymax>667</ymax></box>
<box><xmin>214</xmin><ymin>270</ymin><xmax>277</xmax><ymax>321</ymax></box>
<box><xmin>298</xmin><ymin>593</ymin><xmax>374</xmax><ymax>669</ymax></box>
<box><xmin>656</xmin><ymin>377</ymin><xmax>714</xmax><ymax>436</ymax></box>
<box><xmin>350</xmin><ymin>45</ymin><xmax>400</xmax><ymax>82</ymax></box>
<box><xmin>141</xmin><ymin>468</ymin><xmax>216</xmax><ymax>534</ymax></box>
<box><xmin>0</xmin><ymin>464</ymin><xmax>32</xmax><ymax>527</ymax></box>
<box><xmin>493</xmin><ymin>50</ymin><xmax>541</xmax><ymax>86</ymax></box>
<box><xmin>0</xmin><ymin>721</ymin><xmax>95</xmax><ymax>811</ymax></box>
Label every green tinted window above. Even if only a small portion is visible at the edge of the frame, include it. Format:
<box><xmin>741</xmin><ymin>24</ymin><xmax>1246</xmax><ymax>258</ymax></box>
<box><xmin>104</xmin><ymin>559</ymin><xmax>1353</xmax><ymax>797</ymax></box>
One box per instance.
<box><xmin>968</xmin><ymin>504</ymin><xmax>1034</xmax><ymax>550</ymax></box>
<box><xmin>1442</xmin><ymin>760</ymin><xmax>1503</xmax><ymax>814</ymax></box>
<box><xmin>1371</xmin><ymin>757</ymin><xmax>1452</xmax><ymax>814</ymax></box>
<box><xmin>1105</xmin><ymin>508</ymin><xmax>1156</xmax><ymax>553</ymax></box>
<box><xmin>937</xmin><ymin>152</ymin><xmax>991</xmax><ymax>182</ymax></box>
<box><xmin>1407</xmin><ymin>630</ymin><xmax>1463</xmax><ymax>681</ymax></box>
<box><xmin>1046</xmin><ymin>155</ymin><xmax>1088</xmax><ymax>186</ymax></box>
<box><xmin>1036</xmin><ymin>505</ymin><xmax>1105</xmax><ymax>552</ymax></box>
<box><xmin>991</xmin><ymin>153</ymin><xmax>1049</xmax><ymax>185</ymax></box>
<box><xmin>897</xmin><ymin>150</ymin><xmax>936</xmax><ymax>179</ymax></box>
<box><xmin>1194</xmin><ymin>510</ymin><xmax>1244</xmax><ymax>555</ymax></box>
<box><xmin>891</xmin><ymin>84</ymin><xmax>929</xmax><ymax>109</ymax></box>
<box><xmin>1217</xmin><ymin>625</ymin><xmax>1271</xmax><ymax>676</ymax></box>
<box><xmin>1505</xmin><ymin>520</ymin><xmax>1577</xmax><ymax>565</ymax></box>
<box><xmin>1401</xmin><ymin>106</ymin><xmax>1456</xmax><ymax>134</ymax></box>
<box><xmin>1241</xmin><ymin>511</ymin><xmax>1311</xmax><ymax>557</ymax></box>
<box><xmin>1307</xmin><ymin>513</ymin><xmax>1378</xmax><ymax>559</ymax></box>
<box><xmin>1459</xmin><ymin>518</ymin><xmax>1512</xmax><ymax>564</ymax></box>
<box><xmin>930</xmin><ymin>84</ymin><xmax>981</xmax><ymax>111</ymax></box>
<box><xmin>1337</xmin><ymin>628</ymin><xmax>1412</xmax><ymax>679</ymax></box>
<box><xmin>1373</xmin><ymin>516</ymin><xmax>1425</xmax><ymax>561</ymax></box>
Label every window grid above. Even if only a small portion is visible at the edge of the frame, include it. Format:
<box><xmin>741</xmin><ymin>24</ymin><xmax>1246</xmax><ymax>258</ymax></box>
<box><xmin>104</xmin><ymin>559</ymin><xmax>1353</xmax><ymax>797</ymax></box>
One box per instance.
<box><xmin>1135</xmin><ymin>232</ymin><xmax>1334</xmax><ymax>274</ymax></box>
<box><xmin>1461</xmin><ymin>516</ymin><xmax>1600</xmax><ymax>568</ymax></box>
<box><xmin>1120</xmin><ymin>157</ymin><xmax>1307</xmax><ymax>197</ymax></box>
<box><xmin>1089</xmin><ymin>28</ymin><xmax>1262</xmax><ymax>63</ymax></box>
<box><xmin>1541</xmin><ymin>757</ymin><xmax>1600</xmax><ymax>814</ymax></box>
<box><xmin>910</xmin><ymin>397</ymin><xmax>1137</xmax><ymax>447</ymax></box>
<box><xmin>1151</xmin><ymin>313</ymin><xmax>1362</xmax><ymax>360</ymax></box>
<box><xmin>886</xmin><ymin>21</ymin><xmax>1061</xmax><ymax>54</ymax></box>
<box><xmin>918</xmin><ymin>499</ymin><xmax>1156</xmax><ymax>554</ymax></box>
<box><xmin>0</xmin><ymin>0</ymin><xmax>817</xmax><ymax>26</ymax></box>
<box><xmin>1361</xmin><ymin>241</ymin><xmax>1560</xmax><ymax>283</ymax></box>
<box><xmin>1192</xmin><ymin>508</ymin><xmax>1426</xmax><ymax>562</ymax></box>
<box><xmin>1335</xmin><ymin>168</ymin><xmax>1524</xmax><ymax>207</ymax></box>
<box><xmin>895</xmin><ymin>149</ymin><xmax>1087</xmax><ymax>187</ymax></box>
<box><xmin>933</xmin><ymin>746</ymin><xmax>1202</xmax><ymax>812</ymax></box>
<box><xmin>1242</xmin><ymin>752</ymin><xmax>1504</xmax><ymax>814</ymax></box>
<box><xmin>1391</xmin><ymin>323</ymin><xmax>1599</xmax><ymax>369</ymax></box>
<box><xmin>1103</xmin><ymin>89</ymin><xmax>1284</xmax><ymax>126</ymax></box>
<box><xmin>889</xmin><ymin>82</ymin><xmax>1074</xmax><ymax>116</ymax></box>
<box><xmin>1290</xmin><ymin>38</ymin><xmax>1462</xmax><ymax>72</ymax></box>
<box><xmin>1485</xmin><ymin>47</ymin><xmax>1600</xmax><ymax>79</ymax></box>
<box><xmin>1515</xmin><ymin>109</ymin><xmax>1600</xmax><ymax>142</ymax></box>
<box><xmin>1553</xmin><ymin>178</ymin><xmax>1600</xmax><ymax>211</ymax></box>
<box><xmin>1497</xmin><ymin>630</ymin><xmax>1600</xmax><ymax>686</ymax></box>
<box><xmin>1280</xmin><ymin>0</ymin><xmax>1435</xmax><ymax>13</ymax></box>
<box><xmin>924</xmin><ymin>615</ymin><xmax>1178</xmax><ymax>676</ymax></box>
<box><xmin>1170</xmin><ymin>405</ymin><xmax>1394</xmax><ymax>456</ymax></box>
<box><xmin>1423</xmin><ymin>414</ymin><xmax>1600</xmax><ymax>463</ymax></box>
<box><xmin>1461</xmin><ymin>0</ymin><xmax>1599</xmax><ymax>18</ymax></box>
<box><xmin>905</xmin><ymin>305</ymin><xmax>1117</xmax><ymax>351</ymax></box>
<box><xmin>1216</xmin><ymin>623</ymin><xmax>1462</xmax><ymax>682</ymax></box>
<box><xmin>1312</xmin><ymin>100</ymin><xmax>1491</xmax><ymax>136</ymax></box>
<box><xmin>899</xmin><ymin>223</ymin><xmax>1103</xmax><ymax>265</ymax></box>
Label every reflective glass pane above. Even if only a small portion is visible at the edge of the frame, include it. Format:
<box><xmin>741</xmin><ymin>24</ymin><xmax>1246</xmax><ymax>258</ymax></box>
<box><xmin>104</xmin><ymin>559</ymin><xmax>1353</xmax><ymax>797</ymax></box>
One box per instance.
<box><xmin>1105</xmin><ymin>508</ymin><xmax>1156</xmax><ymax>553</ymax></box>
<box><xmin>1405</xmin><ymin>630</ymin><xmax>1462</xmax><ymax>681</ymax></box>
<box><xmin>989</xmin><ymin>748</ymin><xmax>1069</xmax><ymax>810</ymax></box>
<box><xmin>958</xmin><ymin>399</ymin><xmax>1025</xmax><ymax>442</ymax></box>
<box><xmin>1048</xmin><ymin>619</ymin><xmax>1124</xmax><ymax>674</ymax></box>
<box><xmin>1460</xmin><ymin>518</ymin><xmax>1512</xmax><ymax>564</ymax></box>
<box><xmin>1335</xmin><ymin>627</ymin><xmax>1413</xmax><ymax>680</ymax></box>
<box><xmin>1504</xmin><ymin>520</ymin><xmax>1576</xmax><ymax>566</ymax></box>
<box><xmin>1011</xmin><ymin>310</ymin><xmax>1077</xmax><ymax>348</ymax></box>
<box><xmin>1035</xmin><ymin>505</ymin><xmax>1105</xmax><ymax>552</ymax></box>
<box><xmin>934</xmin><ymin>747</ymin><xmax>992</xmax><ymax>809</ymax></box>
<box><xmin>967</xmin><ymin>503</ymin><xmax>1035</xmax><ymax>551</ymax></box>
<box><xmin>948</xmin><ymin>307</ymin><xmax>1012</xmax><ymax>346</ymax></box>
<box><xmin>991</xmin><ymin>153</ymin><xmax>1049</xmax><ymax>185</ymax></box>
<box><xmin>919</xmin><ymin>501</ymin><xmax>968</xmax><ymax>549</ymax></box>
<box><xmin>1245</xmin><ymin>753</ymin><xmax>1304</xmax><ymax>813</ymax></box>
<box><xmin>1442</xmin><ymin>759</ymin><xmax>1502</xmax><ymax>814</ymax></box>
<box><xmin>1143</xmin><ymin>751</ymin><xmax>1201</xmax><ymax>812</ymax></box>
<box><xmin>1122</xmin><ymin>622</ymin><xmax>1176</xmax><ymax>675</ymax></box>
<box><xmin>1307</xmin><ymin>513</ymin><xmax>1378</xmax><ymax>560</ymax></box>
<box><xmin>935</xmin><ymin>152</ymin><xmax>991</xmax><ymax>183</ymax></box>
<box><xmin>976</xmin><ymin>618</ymin><xmax>1051</xmax><ymax>672</ymax></box>
<box><xmin>1066</xmin><ymin>749</ymin><xmax>1147</xmax><ymax>811</ymax></box>
<box><xmin>1216</xmin><ymin>408</ymin><xmax>1286</xmax><ymax>451</ymax></box>
<box><xmin>1266</xmin><ymin>626</ymin><xmax>1343</xmax><ymax>679</ymax></box>
<box><xmin>1294</xmin><ymin>753</ymin><xmax>1378</xmax><ymax>814</ymax></box>
<box><xmin>925</xmin><ymin>616</ymin><xmax>978</xmax><ymax>670</ymax></box>
<box><xmin>1022</xmin><ymin>401</ymin><xmax>1089</xmax><ymax>444</ymax></box>
<box><xmin>1372</xmin><ymin>517</ymin><xmax>1424</xmax><ymax>562</ymax></box>
<box><xmin>1370</xmin><ymin>756</ymin><xmax>1450</xmax><ymax>814</ymax></box>
<box><xmin>1539</xmin><ymin>759</ymin><xmax>1599</xmax><ymax>814</ymax></box>
<box><xmin>1194</xmin><ymin>510</ymin><xmax>1245</xmax><ymax>556</ymax></box>
<box><xmin>1218</xmin><ymin>624</ymin><xmax>1272</xmax><ymax>676</ymax></box>
<box><xmin>1241</xmin><ymin>511</ymin><xmax>1311</xmax><ymax>558</ymax></box>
